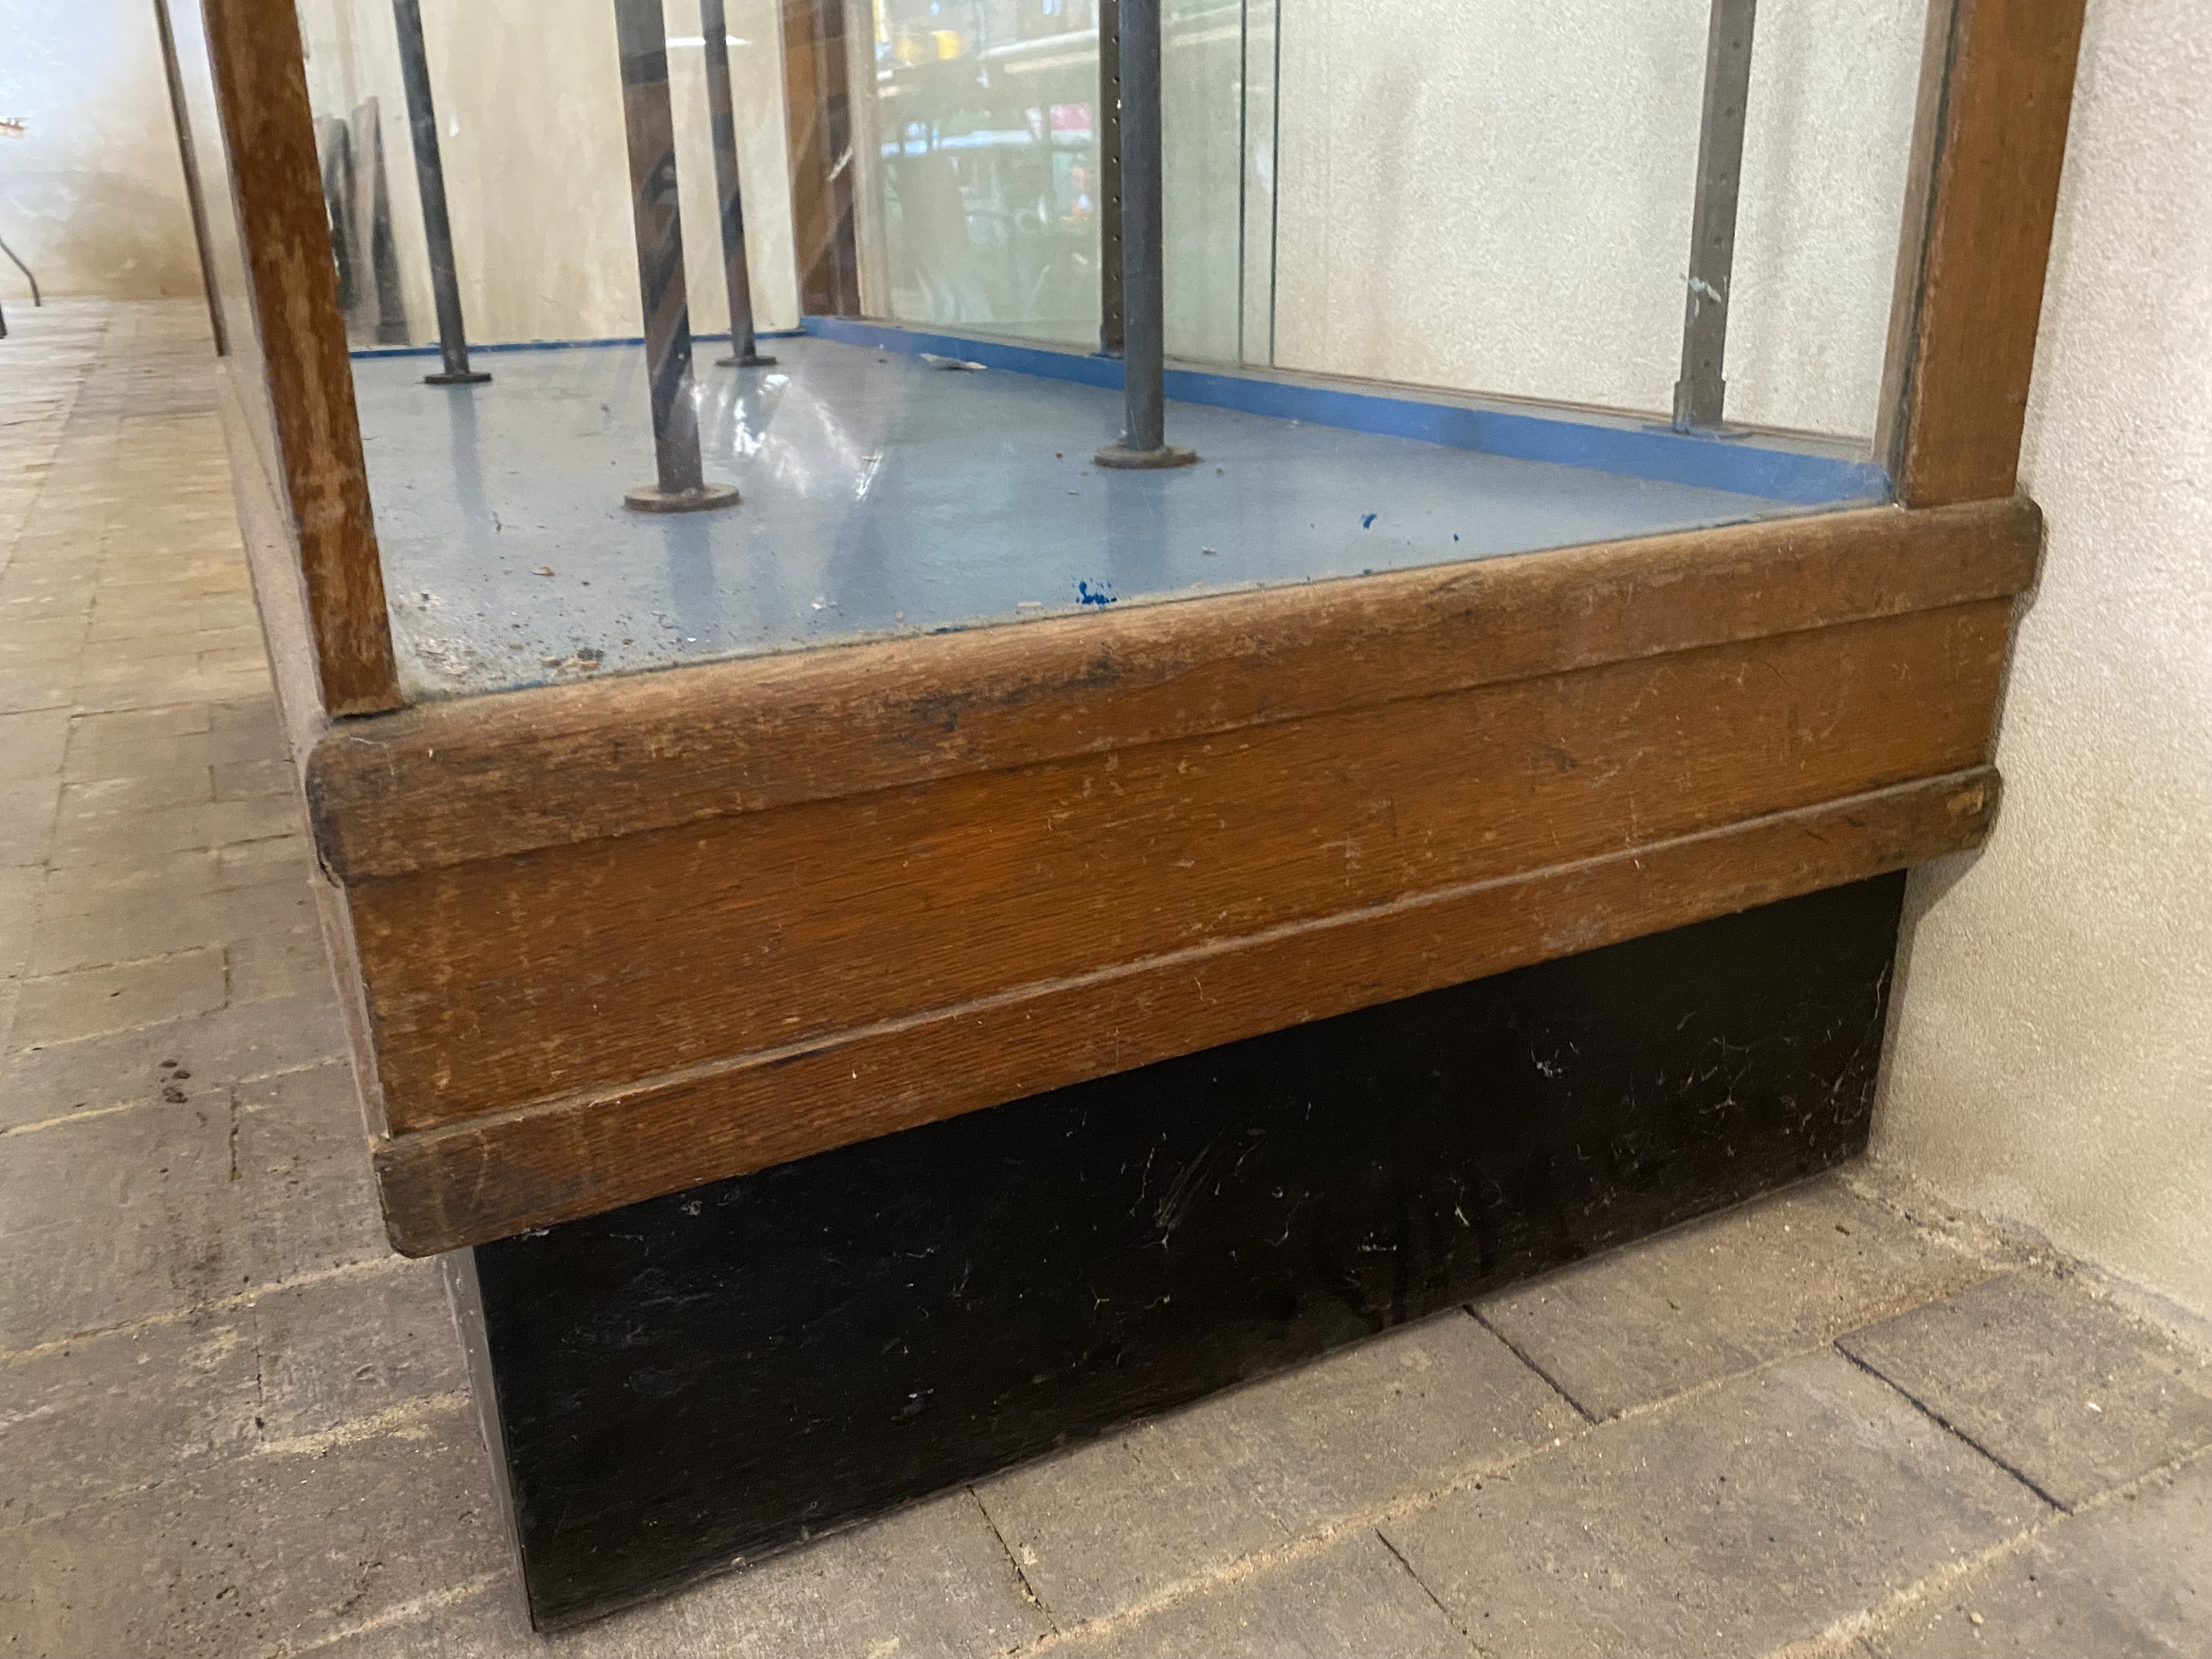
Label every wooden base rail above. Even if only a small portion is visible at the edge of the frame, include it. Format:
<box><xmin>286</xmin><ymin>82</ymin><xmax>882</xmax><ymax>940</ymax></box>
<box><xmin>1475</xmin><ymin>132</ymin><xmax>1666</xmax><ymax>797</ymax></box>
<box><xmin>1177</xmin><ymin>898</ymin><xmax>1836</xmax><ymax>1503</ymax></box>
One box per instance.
<box><xmin>377</xmin><ymin>767</ymin><xmax>1995</xmax><ymax>1253</ymax></box>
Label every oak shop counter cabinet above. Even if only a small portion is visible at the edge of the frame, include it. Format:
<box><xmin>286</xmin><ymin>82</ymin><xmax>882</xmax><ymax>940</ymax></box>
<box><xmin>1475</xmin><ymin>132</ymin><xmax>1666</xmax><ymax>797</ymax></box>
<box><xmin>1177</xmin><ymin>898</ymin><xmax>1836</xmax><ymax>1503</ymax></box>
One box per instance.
<box><xmin>162</xmin><ymin>0</ymin><xmax>2081</xmax><ymax>1629</ymax></box>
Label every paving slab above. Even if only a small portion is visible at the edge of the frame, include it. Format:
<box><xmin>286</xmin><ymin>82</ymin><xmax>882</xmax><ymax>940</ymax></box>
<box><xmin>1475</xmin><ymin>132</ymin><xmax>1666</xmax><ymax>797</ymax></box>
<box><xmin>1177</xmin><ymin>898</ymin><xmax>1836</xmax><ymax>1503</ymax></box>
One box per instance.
<box><xmin>1381</xmin><ymin>1350</ymin><xmax>2045</xmax><ymax>1659</ymax></box>
<box><xmin>980</xmin><ymin>1311</ymin><xmax>1578</xmax><ymax>1624</ymax></box>
<box><xmin>26</xmin><ymin>867</ymin><xmax>318</xmax><ymax>976</ymax></box>
<box><xmin>0</xmin><ymin>1091</ymin><xmax>238</xmax><ymax>1351</ymax></box>
<box><xmin>0</xmin><ymin>783</ymin><xmax>60</xmax><ymax>867</ymax></box>
<box><xmin>7</xmin><ymin>949</ymin><xmax>228</xmax><ymax>1047</ymax></box>
<box><xmin>225</xmin><ymin>927</ymin><xmax>338</xmax><ymax>1007</ymax></box>
<box><xmin>1</xmin><ymin>990</ymin><xmax>348</xmax><ymax>1130</ymax></box>
<box><xmin>1839</xmin><ymin>1269</ymin><xmax>2212</xmax><ymax>1511</ymax></box>
<box><xmin>55</xmin><ymin>720</ymin><xmax>284</xmax><ymax>793</ymax></box>
<box><xmin>1478</xmin><ymin>1175</ymin><xmax>1997</xmax><ymax>1419</ymax></box>
<box><xmin>223</xmin><ymin>1061</ymin><xmax>393</xmax><ymax>1282</ymax></box>
<box><xmin>251</xmin><ymin>1260</ymin><xmax>467</xmax><ymax>1442</ymax></box>
<box><xmin>0</xmin><ymin>1308</ymin><xmax>259</xmax><ymax>1527</ymax></box>
<box><xmin>980</xmin><ymin>1408</ymin><xmax>1292</xmax><ymax>1627</ymax></box>
<box><xmin>0</xmin><ymin>709</ymin><xmax>71</xmax><ymax>784</ymax></box>
<box><xmin>0</xmin><ymin>1400</ymin><xmax>507</xmax><ymax>1659</ymax></box>
<box><xmin>1869</xmin><ymin>1452</ymin><xmax>2212</xmax><ymax>1658</ymax></box>
<box><xmin>0</xmin><ymin>864</ymin><xmax>40</xmax><ymax>979</ymax></box>
<box><xmin>59</xmin><ymin>701</ymin><xmax>211</xmax><ymax>774</ymax></box>
<box><xmin>0</xmin><ymin>656</ymin><xmax>76</xmax><ymax>712</ymax></box>
<box><xmin>212</xmin><ymin>757</ymin><xmax>296</xmax><ymax>802</ymax></box>
<box><xmin>53</xmin><ymin>771</ymin><xmax>218</xmax><ymax>827</ymax></box>
<box><xmin>214</xmin><ymin>833</ymin><xmax>316</xmax><ymax>890</ymax></box>
<box><xmin>308</xmin><ymin>1489</ymin><xmax>1053</xmax><ymax>1659</ymax></box>
<box><xmin>1072</xmin><ymin>1530</ymin><xmax>1475</xmax><ymax>1658</ymax></box>
<box><xmin>46</xmin><ymin>792</ymin><xmax>298</xmax><ymax>868</ymax></box>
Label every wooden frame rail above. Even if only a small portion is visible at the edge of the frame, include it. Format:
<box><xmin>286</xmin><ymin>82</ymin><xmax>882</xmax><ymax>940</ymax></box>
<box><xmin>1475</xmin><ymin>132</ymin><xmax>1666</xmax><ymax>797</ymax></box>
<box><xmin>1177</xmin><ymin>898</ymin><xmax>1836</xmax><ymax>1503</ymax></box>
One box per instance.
<box><xmin>200</xmin><ymin>0</ymin><xmax>400</xmax><ymax>715</ymax></box>
<box><xmin>1878</xmin><ymin>0</ymin><xmax>2089</xmax><ymax>505</ymax></box>
<box><xmin>169</xmin><ymin>0</ymin><xmax>2088</xmax><ymax>1251</ymax></box>
<box><xmin>308</xmin><ymin>498</ymin><xmax>2040</xmax><ymax>1252</ymax></box>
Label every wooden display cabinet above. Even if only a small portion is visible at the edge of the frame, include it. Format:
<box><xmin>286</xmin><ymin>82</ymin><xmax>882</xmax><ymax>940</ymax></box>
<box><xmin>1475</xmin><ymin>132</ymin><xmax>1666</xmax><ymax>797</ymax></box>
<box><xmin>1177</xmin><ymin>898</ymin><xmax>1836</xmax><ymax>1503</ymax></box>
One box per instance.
<box><xmin>161</xmin><ymin>0</ymin><xmax>2082</xmax><ymax>1627</ymax></box>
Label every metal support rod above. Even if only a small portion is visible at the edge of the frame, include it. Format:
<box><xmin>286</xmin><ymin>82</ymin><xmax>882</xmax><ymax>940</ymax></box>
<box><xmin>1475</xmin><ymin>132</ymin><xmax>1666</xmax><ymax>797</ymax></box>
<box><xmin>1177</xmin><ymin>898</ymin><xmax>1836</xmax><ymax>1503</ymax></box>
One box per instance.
<box><xmin>1094</xmin><ymin>0</ymin><xmax>1194</xmax><ymax>469</ymax></box>
<box><xmin>700</xmin><ymin>0</ymin><xmax>774</xmax><ymax>368</ymax></box>
<box><xmin>153</xmin><ymin>0</ymin><xmax>226</xmax><ymax>354</ymax></box>
<box><xmin>1096</xmin><ymin>0</ymin><xmax>1124</xmax><ymax>358</ymax></box>
<box><xmin>613</xmin><ymin>0</ymin><xmax>738</xmax><ymax>512</ymax></box>
<box><xmin>1672</xmin><ymin>0</ymin><xmax>1756</xmax><ymax>432</ymax></box>
<box><xmin>0</xmin><ymin>235</ymin><xmax>37</xmax><ymax>308</ymax></box>
<box><xmin>393</xmin><ymin>0</ymin><xmax>489</xmax><ymax>385</ymax></box>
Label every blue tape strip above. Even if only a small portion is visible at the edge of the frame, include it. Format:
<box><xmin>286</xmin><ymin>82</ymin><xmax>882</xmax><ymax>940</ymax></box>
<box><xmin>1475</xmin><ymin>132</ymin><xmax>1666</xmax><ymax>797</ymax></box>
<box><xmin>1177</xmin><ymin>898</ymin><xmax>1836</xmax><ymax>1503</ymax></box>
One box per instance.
<box><xmin>802</xmin><ymin>315</ymin><xmax>1889</xmax><ymax>506</ymax></box>
<box><xmin>348</xmin><ymin>328</ymin><xmax>808</xmax><ymax>360</ymax></box>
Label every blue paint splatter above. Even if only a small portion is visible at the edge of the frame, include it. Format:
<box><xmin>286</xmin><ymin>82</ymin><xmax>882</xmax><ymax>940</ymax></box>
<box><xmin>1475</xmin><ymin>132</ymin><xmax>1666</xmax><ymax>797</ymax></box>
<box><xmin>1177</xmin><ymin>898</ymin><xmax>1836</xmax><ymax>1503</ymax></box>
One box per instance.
<box><xmin>1361</xmin><ymin>512</ymin><xmax>1378</xmax><ymax>529</ymax></box>
<box><xmin>1076</xmin><ymin>579</ymin><xmax>1118</xmax><ymax>606</ymax></box>
<box><xmin>1453</xmin><ymin>533</ymin><xmax>1460</xmax><ymax>542</ymax></box>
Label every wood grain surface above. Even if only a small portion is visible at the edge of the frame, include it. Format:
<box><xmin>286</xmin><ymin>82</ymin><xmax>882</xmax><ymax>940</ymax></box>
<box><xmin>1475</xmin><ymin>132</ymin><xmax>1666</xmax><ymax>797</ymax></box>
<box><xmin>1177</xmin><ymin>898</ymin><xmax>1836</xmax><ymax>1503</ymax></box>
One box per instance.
<box><xmin>780</xmin><ymin>0</ymin><xmax>859</xmax><ymax>317</ymax></box>
<box><xmin>374</xmin><ymin>768</ymin><xmax>1997</xmax><ymax>1253</ymax></box>
<box><xmin>307</xmin><ymin>499</ymin><xmax>2039</xmax><ymax>880</ymax></box>
<box><xmin>202</xmin><ymin>0</ymin><xmax>401</xmax><ymax>714</ymax></box>
<box><xmin>352</xmin><ymin>600</ymin><xmax>2015</xmax><ymax>1133</ymax></box>
<box><xmin>1877</xmin><ymin>0</ymin><xmax>2089</xmax><ymax>506</ymax></box>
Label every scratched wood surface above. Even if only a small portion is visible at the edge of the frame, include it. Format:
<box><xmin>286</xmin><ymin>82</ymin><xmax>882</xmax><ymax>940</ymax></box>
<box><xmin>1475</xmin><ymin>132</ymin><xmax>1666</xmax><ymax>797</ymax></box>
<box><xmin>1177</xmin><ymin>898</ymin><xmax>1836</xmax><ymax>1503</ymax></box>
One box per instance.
<box><xmin>307</xmin><ymin>500</ymin><xmax>2038</xmax><ymax>880</ymax></box>
<box><xmin>216</xmin><ymin>368</ymin><xmax>393</xmax><ymax>1137</ymax></box>
<box><xmin>202</xmin><ymin>0</ymin><xmax>401</xmax><ymax>714</ymax></box>
<box><xmin>1877</xmin><ymin>0</ymin><xmax>2089</xmax><ymax>506</ymax></box>
<box><xmin>354</xmin><ymin>601</ymin><xmax>2013</xmax><ymax>1136</ymax></box>
<box><xmin>780</xmin><ymin>0</ymin><xmax>859</xmax><ymax>318</ymax></box>
<box><xmin>329</xmin><ymin>496</ymin><xmax>2039</xmax><ymax>1251</ymax></box>
<box><xmin>376</xmin><ymin>768</ymin><xmax>1996</xmax><ymax>1253</ymax></box>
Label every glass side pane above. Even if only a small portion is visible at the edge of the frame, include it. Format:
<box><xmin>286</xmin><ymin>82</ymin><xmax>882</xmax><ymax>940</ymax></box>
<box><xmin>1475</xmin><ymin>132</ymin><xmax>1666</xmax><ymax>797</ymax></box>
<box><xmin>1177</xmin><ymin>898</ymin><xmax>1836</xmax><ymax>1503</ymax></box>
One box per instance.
<box><xmin>846</xmin><ymin>0</ymin><xmax>1107</xmax><ymax>347</ymax></box>
<box><xmin>1265</xmin><ymin>0</ymin><xmax>1927</xmax><ymax>439</ymax></box>
<box><xmin>161</xmin><ymin>0</ymin><xmax>283</xmax><ymax>492</ymax></box>
<box><xmin>291</xmin><ymin>0</ymin><xmax>799</xmax><ymax>348</ymax></box>
<box><xmin>841</xmin><ymin>0</ymin><xmax>1254</xmax><ymax>357</ymax></box>
<box><xmin>255</xmin><ymin>0</ymin><xmax>1934</xmax><ymax>702</ymax></box>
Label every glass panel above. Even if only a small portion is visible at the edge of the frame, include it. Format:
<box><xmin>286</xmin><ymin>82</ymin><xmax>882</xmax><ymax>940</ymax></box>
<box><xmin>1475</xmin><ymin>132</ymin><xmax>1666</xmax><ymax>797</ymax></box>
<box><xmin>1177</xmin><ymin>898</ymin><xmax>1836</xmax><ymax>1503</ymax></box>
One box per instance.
<box><xmin>162</xmin><ymin>0</ymin><xmax>282</xmax><ymax>491</ymax></box>
<box><xmin>239</xmin><ymin>0</ymin><xmax>1939</xmax><ymax>706</ymax></box>
<box><xmin>291</xmin><ymin>0</ymin><xmax>799</xmax><ymax>348</ymax></box>
<box><xmin>1159</xmin><ymin>0</ymin><xmax>1245</xmax><ymax>362</ymax></box>
<box><xmin>1264</xmin><ymin>0</ymin><xmax>1927</xmax><ymax>439</ymax></box>
<box><xmin>845</xmin><ymin>0</ymin><xmax>1107</xmax><ymax>347</ymax></box>
<box><xmin>831</xmin><ymin>0</ymin><xmax>1927</xmax><ymax>436</ymax></box>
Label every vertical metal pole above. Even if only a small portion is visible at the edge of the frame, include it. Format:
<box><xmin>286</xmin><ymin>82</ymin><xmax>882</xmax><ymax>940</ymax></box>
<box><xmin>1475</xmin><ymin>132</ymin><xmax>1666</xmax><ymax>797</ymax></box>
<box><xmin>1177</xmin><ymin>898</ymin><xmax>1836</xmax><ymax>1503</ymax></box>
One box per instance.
<box><xmin>153</xmin><ymin>0</ymin><xmax>228</xmax><ymax>355</ymax></box>
<box><xmin>614</xmin><ymin>0</ymin><xmax>738</xmax><ymax>512</ymax></box>
<box><xmin>1096</xmin><ymin>0</ymin><xmax>1124</xmax><ymax>358</ymax></box>
<box><xmin>1672</xmin><ymin>0</ymin><xmax>1756</xmax><ymax>432</ymax></box>
<box><xmin>701</xmin><ymin>0</ymin><xmax>774</xmax><ymax>368</ymax></box>
<box><xmin>1094</xmin><ymin>0</ymin><xmax>1194</xmax><ymax>469</ymax></box>
<box><xmin>393</xmin><ymin>0</ymin><xmax>490</xmax><ymax>385</ymax></box>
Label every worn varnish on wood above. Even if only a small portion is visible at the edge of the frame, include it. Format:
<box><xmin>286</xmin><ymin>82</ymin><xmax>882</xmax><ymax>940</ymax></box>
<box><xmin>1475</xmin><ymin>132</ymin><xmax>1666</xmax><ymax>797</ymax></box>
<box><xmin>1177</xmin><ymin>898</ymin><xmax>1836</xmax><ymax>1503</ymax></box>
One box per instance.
<box><xmin>200</xmin><ymin>0</ymin><xmax>400</xmax><ymax>715</ymax></box>
<box><xmin>1877</xmin><ymin>0</ymin><xmax>2089</xmax><ymax>506</ymax></box>
<box><xmin>171</xmin><ymin>0</ymin><xmax>2085</xmax><ymax>1256</ymax></box>
<box><xmin>308</xmin><ymin>499</ymin><xmax>2041</xmax><ymax>1254</ymax></box>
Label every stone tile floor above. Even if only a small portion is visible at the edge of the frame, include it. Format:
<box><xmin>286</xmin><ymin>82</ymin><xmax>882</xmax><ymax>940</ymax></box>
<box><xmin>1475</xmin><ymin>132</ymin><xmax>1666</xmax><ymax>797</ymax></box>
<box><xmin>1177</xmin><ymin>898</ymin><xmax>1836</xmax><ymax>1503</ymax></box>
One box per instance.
<box><xmin>2</xmin><ymin>301</ymin><xmax>2208</xmax><ymax>1658</ymax></box>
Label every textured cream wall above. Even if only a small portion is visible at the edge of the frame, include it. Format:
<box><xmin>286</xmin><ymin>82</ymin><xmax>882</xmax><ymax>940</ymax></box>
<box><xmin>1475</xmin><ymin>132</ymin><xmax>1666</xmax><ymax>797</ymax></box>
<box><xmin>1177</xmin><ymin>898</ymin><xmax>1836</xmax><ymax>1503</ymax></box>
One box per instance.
<box><xmin>296</xmin><ymin>0</ymin><xmax>799</xmax><ymax>347</ymax></box>
<box><xmin>1271</xmin><ymin>0</ymin><xmax>1927</xmax><ymax>438</ymax></box>
<box><xmin>0</xmin><ymin>0</ymin><xmax>203</xmax><ymax>301</ymax></box>
<box><xmin>1875</xmin><ymin>0</ymin><xmax>2212</xmax><ymax>1319</ymax></box>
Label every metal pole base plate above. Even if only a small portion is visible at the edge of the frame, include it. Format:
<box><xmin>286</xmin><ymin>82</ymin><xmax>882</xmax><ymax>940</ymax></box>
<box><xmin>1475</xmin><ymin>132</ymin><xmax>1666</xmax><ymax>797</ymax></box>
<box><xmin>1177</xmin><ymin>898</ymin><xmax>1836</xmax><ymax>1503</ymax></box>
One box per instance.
<box><xmin>623</xmin><ymin>482</ymin><xmax>742</xmax><ymax>515</ymax></box>
<box><xmin>425</xmin><ymin>370</ymin><xmax>493</xmax><ymax>386</ymax></box>
<box><xmin>715</xmin><ymin>352</ymin><xmax>779</xmax><ymax>368</ymax></box>
<box><xmin>1093</xmin><ymin>442</ymin><xmax>1199</xmax><ymax>470</ymax></box>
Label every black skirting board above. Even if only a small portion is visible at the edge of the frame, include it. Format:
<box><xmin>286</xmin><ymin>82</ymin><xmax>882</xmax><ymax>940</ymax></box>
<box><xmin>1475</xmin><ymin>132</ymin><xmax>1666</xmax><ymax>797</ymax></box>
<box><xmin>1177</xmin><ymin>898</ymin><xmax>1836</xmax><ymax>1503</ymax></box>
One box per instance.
<box><xmin>458</xmin><ymin>872</ymin><xmax>1906</xmax><ymax>1629</ymax></box>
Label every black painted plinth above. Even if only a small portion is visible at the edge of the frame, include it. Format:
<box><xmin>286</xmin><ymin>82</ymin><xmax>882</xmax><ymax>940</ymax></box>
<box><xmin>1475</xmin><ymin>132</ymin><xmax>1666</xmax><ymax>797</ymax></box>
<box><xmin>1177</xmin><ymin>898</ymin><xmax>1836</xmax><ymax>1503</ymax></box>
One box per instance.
<box><xmin>463</xmin><ymin>874</ymin><xmax>1906</xmax><ymax>1628</ymax></box>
